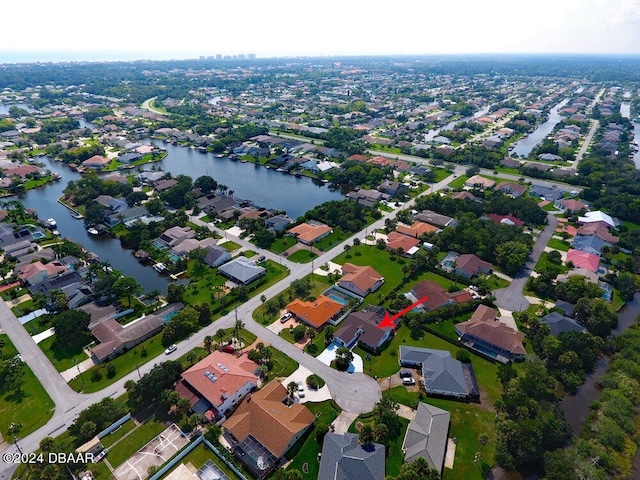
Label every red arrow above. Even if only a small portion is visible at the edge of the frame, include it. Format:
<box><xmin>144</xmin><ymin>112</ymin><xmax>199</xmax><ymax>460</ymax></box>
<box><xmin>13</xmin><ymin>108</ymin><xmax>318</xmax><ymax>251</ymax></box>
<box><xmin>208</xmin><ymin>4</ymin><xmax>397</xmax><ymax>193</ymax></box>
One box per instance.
<box><xmin>377</xmin><ymin>296</ymin><xmax>428</xmax><ymax>329</ymax></box>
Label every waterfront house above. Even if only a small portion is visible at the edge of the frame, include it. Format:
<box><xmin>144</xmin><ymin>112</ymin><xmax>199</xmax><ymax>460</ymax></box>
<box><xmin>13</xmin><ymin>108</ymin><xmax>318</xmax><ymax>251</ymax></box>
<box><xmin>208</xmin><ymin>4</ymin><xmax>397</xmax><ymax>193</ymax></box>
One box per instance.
<box><xmin>81</xmin><ymin>155</ymin><xmax>110</xmax><ymax>170</ymax></box>
<box><xmin>174</xmin><ymin>350</ymin><xmax>259</xmax><ymax>422</ymax></box>
<box><xmin>539</xmin><ymin>312</ymin><xmax>585</xmax><ymax>336</ymax></box>
<box><xmin>17</xmin><ymin>260</ymin><xmax>69</xmax><ymax>285</ymax></box>
<box><xmin>319</xmin><ymin>433</ymin><xmax>385</xmax><ymax>480</ymax></box>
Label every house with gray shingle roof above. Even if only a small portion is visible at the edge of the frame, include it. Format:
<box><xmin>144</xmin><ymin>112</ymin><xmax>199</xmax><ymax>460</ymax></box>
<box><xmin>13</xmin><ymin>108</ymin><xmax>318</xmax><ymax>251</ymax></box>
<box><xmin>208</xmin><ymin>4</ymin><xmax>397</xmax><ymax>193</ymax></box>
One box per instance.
<box><xmin>402</xmin><ymin>402</ymin><xmax>450</xmax><ymax>474</ymax></box>
<box><xmin>318</xmin><ymin>433</ymin><xmax>385</xmax><ymax>480</ymax></box>
<box><xmin>399</xmin><ymin>346</ymin><xmax>476</xmax><ymax>400</ymax></box>
<box><xmin>218</xmin><ymin>256</ymin><xmax>265</xmax><ymax>285</ymax></box>
<box><xmin>539</xmin><ymin>312</ymin><xmax>585</xmax><ymax>336</ymax></box>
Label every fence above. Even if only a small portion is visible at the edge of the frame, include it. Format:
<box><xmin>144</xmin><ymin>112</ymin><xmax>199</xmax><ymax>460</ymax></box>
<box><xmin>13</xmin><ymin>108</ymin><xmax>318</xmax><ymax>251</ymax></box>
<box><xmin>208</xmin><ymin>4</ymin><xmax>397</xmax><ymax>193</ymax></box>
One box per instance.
<box><xmin>148</xmin><ymin>435</ymin><xmax>247</xmax><ymax>480</ymax></box>
<box><xmin>96</xmin><ymin>413</ymin><xmax>132</xmax><ymax>439</ymax></box>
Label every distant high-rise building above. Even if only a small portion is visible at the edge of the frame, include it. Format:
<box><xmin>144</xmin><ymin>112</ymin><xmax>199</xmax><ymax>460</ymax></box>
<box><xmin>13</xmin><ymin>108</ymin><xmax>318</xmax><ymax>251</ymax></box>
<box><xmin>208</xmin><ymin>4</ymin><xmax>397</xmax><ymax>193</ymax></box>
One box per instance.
<box><xmin>216</xmin><ymin>54</ymin><xmax>222</xmax><ymax>60</ymax></box>
<box><xmin>247</xmin><ymin>53</ymin><xmax>256</xmax><ymax>59</ymax></box>
<box><xmin>199</xmin><ymin>55</ymin><xmax>205</xmax><ymax>60</ymax></box>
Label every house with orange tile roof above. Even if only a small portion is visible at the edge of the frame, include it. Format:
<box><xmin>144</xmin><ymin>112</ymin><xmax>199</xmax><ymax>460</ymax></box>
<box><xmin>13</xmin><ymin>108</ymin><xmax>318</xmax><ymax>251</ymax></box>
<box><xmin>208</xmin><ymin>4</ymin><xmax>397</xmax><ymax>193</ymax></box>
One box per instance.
<box><xmin>81</xmin><ymin>155</ymin><xmax>111</xmax><ymax>169</ymax></box>
<box><xmin>288</xmin><ymin>221</ymin><xmax>332</xmax><ymax>245</ymax></box>
<box><xmin>386</xmin><ymin>232</ymin><xmax>420</xmax><ymax>257</ymax></box>
<box><xmin>175</xmin><ymin>350</ymin><xmax>258</xmax><ymax>422</ymax></box>
<box><xmin>223</xmin><ymin>381</ymin><xmax>315</xmax><ymax>476</ymax></box>
<box><xmin>286</xmin><ymin>295</ymin><xmax>346</xmax><ymax>328</ymax></box>
<box><xmin>396</xmin><ymin>221</ymin><xmax>438</xmax><ymax>238</ymax></box>
<box><xmin>338</xmin><ymin>263</ymin><xmax>384</xmax><ymax>297</ymax></box>
<box><xmin>456</xmin><ymin>305</ymin><xmax>526</xmax><ymax>362</ymax></box>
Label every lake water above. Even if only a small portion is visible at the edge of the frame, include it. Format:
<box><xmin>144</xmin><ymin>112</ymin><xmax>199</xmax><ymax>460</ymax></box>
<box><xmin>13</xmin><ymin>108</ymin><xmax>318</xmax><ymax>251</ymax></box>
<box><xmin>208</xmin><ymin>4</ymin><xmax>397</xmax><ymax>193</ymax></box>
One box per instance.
<box><xmin>15</xmin><ymin>133</ymin><xmax>343</xmax><ymax>293</ymax></box>
<box><xmin>510</xmin><ymin>99</ymin><xmax>569</xmax><ymax>158</ymax></box>
<box><xmin>145</xmin><ymin>139</ymin><xmax>344</xmax><ymax>219</ymax></box>
<box><xmin>0</xmin><ymin>103</ymin><xmax>37</xmax><ymax>115</ymax></box>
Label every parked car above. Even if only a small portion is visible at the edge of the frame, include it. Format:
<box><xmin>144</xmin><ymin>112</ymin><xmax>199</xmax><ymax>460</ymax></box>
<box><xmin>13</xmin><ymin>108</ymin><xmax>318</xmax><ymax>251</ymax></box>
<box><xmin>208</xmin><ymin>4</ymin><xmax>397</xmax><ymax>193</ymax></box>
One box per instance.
<box><xmin>93</xmin><ymin>449</ymin><xmax>108</xmax><ymax>463</ymax></box>
<box><xmin>402</xmin><ymin>377</ymin><xmax>416</xmax><ymax>386</ymax></box>
<box><xmin>280</xmin><ymin>312</ymin><xmax>292</xmax><ymax>323</ymax></box>
<box><xmin>165</xmin><ymin>344</ymin><xmax>177</xmax><ymax>355</ymax></box>
<box><xmin>258</xmin><ymin>255</ymin><xmax>266</xmax><ymax>261</ymax></box>
<box><xmin>399</xmin><ymin>370</ymin><xmax>413</xmax><ymax>378</ymax></box>
<box><xmin>222</xmin><ymin>345</ymin><xmax>235</xmax><ymax>353</ymax></box>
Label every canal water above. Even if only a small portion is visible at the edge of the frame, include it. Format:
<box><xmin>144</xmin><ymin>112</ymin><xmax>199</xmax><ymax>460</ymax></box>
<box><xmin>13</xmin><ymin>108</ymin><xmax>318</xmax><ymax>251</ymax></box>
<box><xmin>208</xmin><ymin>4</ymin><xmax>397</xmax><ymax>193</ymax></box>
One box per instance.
<box><xmin>14</xmin><ymin>130</ymin><xmax>343</xmax><ymax>293</ymax></box>
<box><xmin>510</xmin><ymin>98</ymin><xmax>569</xmax><ymax>158</ymax></box>
<box><xmin>560</xmin><ymin>293</ymin><xmax>640</xmax><ymax>436</ymax></box>
<box><xmin>620</xmin><ymin>101</ymin><xmax>640</xmax><ymax>169</ymax></box>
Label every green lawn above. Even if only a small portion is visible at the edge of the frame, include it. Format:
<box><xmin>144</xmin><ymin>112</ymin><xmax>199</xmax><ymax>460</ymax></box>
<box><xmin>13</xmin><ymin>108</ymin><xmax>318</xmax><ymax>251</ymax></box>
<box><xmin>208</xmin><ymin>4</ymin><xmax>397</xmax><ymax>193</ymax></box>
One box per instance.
<box><xmin>38</xmin><ymin>333</ymin><xmax>92</xmax><ymax>373</ymax></box>
<box><xmin>449</xmin><ymin>175</ymin><xmax>470</xmax><ymax>189</ymax></box>
<box><xmin>287</xmin><ymin>249</ymin><xmax>318</xmax><ymax>263</ymax></box>
<box><xmin>220</xmin><ymin>241</ymin><xmax>240</xmax><ymax>252</ymax></box>
<box><xmin>10</xmin><ymin>299</ymin><xmax>40</xmax><ymax>317</ymax></box>
<box><xmin>547</xmin><ymin>237</ymin><xmax>571</xmax><ymax>251</ymax></box>
<box><xmin>432</xmin><ymin>168</ymin><xmax>454</xmax><ymax>182</ymax></box>
<box><xmin>22</xmin><ymin>316</ymin><xmax>52</xmax><ymax>335</ymax></box>
<box><xmin>359</xmin><ymin>325</ymin><xmax>502</xmax><ymax>405</ymax></box>
<box><xmin>534</xmin><ymin>251</ymin><xmax>570</xmax><ymax>274</ymax></box>
<box><xmin>99</xmin><ymin>419</ymin><xmax>137</xmax><ymax>448</ymax></box>
<box><xmin>269</xmin><ymin>235</ymin><xmax>296</xmax><ymax>254</ymax></box>
<box><xmin>386</xmin><ymin>387</ymin><xmax>496</xmax><ymax>480</ymax></box>
<box><xmin>313</xmin><ymin>228</ymin><xmax>352</xmax><ymax>251</ymax></box>
<box><xmin>68</xmin><ymin>333</ymin><xmax>166</xmax><ymax>393</ymax></box>
<box><xmin>285</xmin><ymin>400</ymin><xmax>342</xmax><ymax>479</ymax></box>
<box><xmin>162</xmin><ymin>442</ymin><xmax>242</xmax><ymax>480</ymax></box>
<box><xmin>264</xmin><ymin>346</ymin><xmax>298</xmax><ymax>381</ymax></box>
<box><xmin>0</xmin><ymin>334</ymin><xmax>55</xmax><ymax>439</ymax></box>
<box><xmin>106</xmin><ymin>415</ymin><xmax>168</xmax><ymax>467</ymax></box>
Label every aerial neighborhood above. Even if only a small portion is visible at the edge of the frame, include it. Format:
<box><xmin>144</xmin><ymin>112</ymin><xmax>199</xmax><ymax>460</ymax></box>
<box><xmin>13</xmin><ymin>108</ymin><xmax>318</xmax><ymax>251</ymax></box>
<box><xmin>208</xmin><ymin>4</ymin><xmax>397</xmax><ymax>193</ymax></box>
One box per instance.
<box><xmin>0</xmin><ymin>54</ymin><xmax>640</xmax><ymax>480</ymax></box>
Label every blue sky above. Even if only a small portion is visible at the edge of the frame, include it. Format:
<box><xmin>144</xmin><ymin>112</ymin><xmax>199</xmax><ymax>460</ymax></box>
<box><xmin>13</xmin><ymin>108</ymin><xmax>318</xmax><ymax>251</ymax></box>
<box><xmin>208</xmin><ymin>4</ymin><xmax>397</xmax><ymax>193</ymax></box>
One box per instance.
<box><xmin>3</xmin><ymin>0</ymin><xmax>640</xmax><ymax>62</ymax></box>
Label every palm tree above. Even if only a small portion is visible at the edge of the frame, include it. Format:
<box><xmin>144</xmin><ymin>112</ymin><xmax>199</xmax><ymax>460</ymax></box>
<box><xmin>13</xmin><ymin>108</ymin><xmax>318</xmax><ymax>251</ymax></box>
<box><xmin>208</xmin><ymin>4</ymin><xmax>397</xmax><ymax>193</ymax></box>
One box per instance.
<box><xmin>234</xmin><ymin>319</ymin><xmax>245</xmax><ymax>346</ymax></box>
<box><xmin>204</xmin><ymin>336</ymin><xmax>213</xmax><ymax>353</ymax></box>
<box><xmin>286</xmin><ymin>381</ymin><xmax>299</xmax><ymax>399</ymax></box>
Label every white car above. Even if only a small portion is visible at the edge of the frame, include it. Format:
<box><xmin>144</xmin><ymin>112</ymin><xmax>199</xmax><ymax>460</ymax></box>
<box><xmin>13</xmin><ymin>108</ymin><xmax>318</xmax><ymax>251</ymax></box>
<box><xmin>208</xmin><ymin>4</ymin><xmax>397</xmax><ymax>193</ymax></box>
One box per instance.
<box><xmin>165</xmin><ymin>344</ymin><xmax>177</xmax><ymax>355</ymax></box>
<box><xmin>93</xmin><ymin>449</ymin><xmax>108</xmax><ymax>463</ymax></box>
<box><xmin>402</xmin><ymin>377</ymin><xmax>416</xmax><ymax>386</ymax></box>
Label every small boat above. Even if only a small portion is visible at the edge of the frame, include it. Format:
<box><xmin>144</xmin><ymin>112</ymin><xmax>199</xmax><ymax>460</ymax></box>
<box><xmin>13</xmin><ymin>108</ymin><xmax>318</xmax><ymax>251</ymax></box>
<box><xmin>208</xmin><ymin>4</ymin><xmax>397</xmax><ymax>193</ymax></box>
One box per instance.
<box><xmin>153</xmin><ymin>263</ymin><xmax>167</xmax><ymax>273</ymax></box>
<box><xmin>87</xmin><ymin>228</ymin><xmax>99</xmax><ymax>235</ymax></box>
<box><xmin>52</xmin><ymin>230</ymin><xmax>60</xmax><ymax>236</ymax></box>
<box><xmin>47</xmin><ymin>218</ymin><xmax>57</xmax><ymax>229</ymax></box>
<box><xmin>72</xmin><ymin>212</ymin><xmax>84</xmax><ymax>220</ymax></box>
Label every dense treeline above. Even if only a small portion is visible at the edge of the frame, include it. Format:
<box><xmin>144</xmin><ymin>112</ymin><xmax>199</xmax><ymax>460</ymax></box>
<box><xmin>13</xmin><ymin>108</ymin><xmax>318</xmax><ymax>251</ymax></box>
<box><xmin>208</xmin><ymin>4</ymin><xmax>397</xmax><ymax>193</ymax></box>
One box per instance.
<box><xmin>415</xmin><ymin>190</ymin><xmax>547</xmax><ymax>225</ymax></box>
<box><xmin>329</xmin><ymin>160</ymin><xmax>391</xmax><ymax>188</ymax></box>
<box><xmin>542</xmin><ymin>320</ymin><xmax>640</xmax><ymax>480</ymax></box>
<box><xmin>300</xmin><ymin>199</ymin><xmax>380</xmax><ymax>233</ymax></box>
<box><xmin>63</xmin><ymin>171</ymin><xmax>133</xmax><ymax>206</ymax></box>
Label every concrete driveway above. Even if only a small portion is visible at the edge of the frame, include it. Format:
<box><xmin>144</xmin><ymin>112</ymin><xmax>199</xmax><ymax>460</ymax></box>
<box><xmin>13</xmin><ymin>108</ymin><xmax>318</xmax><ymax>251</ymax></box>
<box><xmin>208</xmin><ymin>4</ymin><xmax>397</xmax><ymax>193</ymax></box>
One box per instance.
<box><xmin>317</xmin><ymin>341</ymin><xmax>363</xmax><ymax>373</ymax></box>
<box><xmin>281</xmin><ymin>365</ymin><xmax>331</xmax><ymax>404</ymax></box>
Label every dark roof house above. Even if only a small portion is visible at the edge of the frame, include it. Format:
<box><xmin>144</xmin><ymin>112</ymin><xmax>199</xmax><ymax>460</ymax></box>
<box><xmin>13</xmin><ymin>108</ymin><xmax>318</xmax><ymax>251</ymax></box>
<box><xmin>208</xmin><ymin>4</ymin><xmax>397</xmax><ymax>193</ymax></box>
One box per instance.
<box><xmin>402</xmin><ymin>402</ymin><xmax>450</xmax><ymax>474</ymax></box>
<box><xmin>318</xmin><ymin>433</ymin><xmax>385</xmax><ymax>480</ymax></box>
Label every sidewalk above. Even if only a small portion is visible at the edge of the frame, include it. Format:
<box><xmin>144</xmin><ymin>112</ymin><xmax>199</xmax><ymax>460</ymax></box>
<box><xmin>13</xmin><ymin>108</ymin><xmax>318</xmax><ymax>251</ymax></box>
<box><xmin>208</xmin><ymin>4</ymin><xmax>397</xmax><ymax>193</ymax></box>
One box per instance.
<box><xmin>60</xmin><ymin>356</ymin><xmax>95</xmax><ymax>382</ymax></box>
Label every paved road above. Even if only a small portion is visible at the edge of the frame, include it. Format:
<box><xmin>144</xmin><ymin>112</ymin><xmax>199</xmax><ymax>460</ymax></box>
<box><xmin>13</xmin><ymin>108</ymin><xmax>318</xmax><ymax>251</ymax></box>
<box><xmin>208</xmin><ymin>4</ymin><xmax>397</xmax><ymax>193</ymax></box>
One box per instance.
<box><xmin>141</xmin><ymin>97</ymin><xmax>167</xmax><ymax>116</ymax></box>
<box><xmin>0</xmin><ymin>170</ymin><xmax>454</xmax><ymax>479</ymax></box>
<box><xmin>493</xmin><ymin>213</ymin><xmax>558</xmax><ymax>312</ymax></box>
<box><xmin>574</xmin><ymin>119</ymin><xmax>599</xmax><ymax>166</ymax></box>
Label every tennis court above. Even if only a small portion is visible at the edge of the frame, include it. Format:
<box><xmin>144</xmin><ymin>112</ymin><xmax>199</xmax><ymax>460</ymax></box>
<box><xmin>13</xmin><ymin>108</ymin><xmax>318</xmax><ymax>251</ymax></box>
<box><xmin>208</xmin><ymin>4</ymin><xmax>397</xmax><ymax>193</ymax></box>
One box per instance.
<box><xmin>113</xmin><ymin>424</ymin><xmax>189</xmax><ymax>480</ymax></box>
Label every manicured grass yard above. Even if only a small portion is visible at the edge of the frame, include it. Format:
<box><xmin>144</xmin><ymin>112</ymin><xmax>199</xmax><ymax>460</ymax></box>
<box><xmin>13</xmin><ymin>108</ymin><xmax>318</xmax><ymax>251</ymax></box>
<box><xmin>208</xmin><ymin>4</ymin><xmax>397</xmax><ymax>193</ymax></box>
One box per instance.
<box><xmin>547</xmin><ymin>237</ymin><xmax>570</xmax><ymax>251</ymax></box>
<box><xmin>99</xmin><ymin>419</ymin><xmax>137</xmax><ymax>448</ymax></box>
<box><xmin>220</xmin><ymin>241</ymin><xmax>241</xmax><ymax>252</ymax></box>
<box><xmin>269</xmin><ymin>235</ymin><xmax>296</xmax><ymax>254</ymax></box>
<box><xmin>287</xmin><ymin>249</ymin><xmax>318</xmax><ymax>263</ymax></box>
<box><xmin>68</xmin><ymin>333</ymin><xmax>166</xmax><ymax>393</ymax></box>
<box><xmin>38</xmin><ymin>333</ymin><xmax>92</xmax><ymax>373</ymax></box>
<box><xmin>286</xmin><ymin>400</ymin><xmax>341</xmax><ymax>479</ymax></box>
<box><xmin>0</xmin><ymin>334</ymin><xmax>54</xmax><ymax>439</ymax></box>
<box><xmin>313</xmin><ymin>227</ymin><xmax>352</xmax><ymax>251</ymax></box>
<box><xmin>264</xmin><ymin>346</ymin><xmax>298</xmax><ymax>381</ymax></box>
<box><xmin>534</xmin><ymin>251</ymin><xmax>570</xmax><ymax>274</ymax></box>
<box><xmin>386</xmin><ymin>387</ymin><xmax>496</xmax><ymax>480</ymax></box>
<box><xmin>106</xmin><ymin>415</ymin><xmax>168</xmax><ymax>467</ymax></box>
<box><xmin>359</xmin><ymin>325</ymin><xmax>502</xmax><ymax>405</ymax></box>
